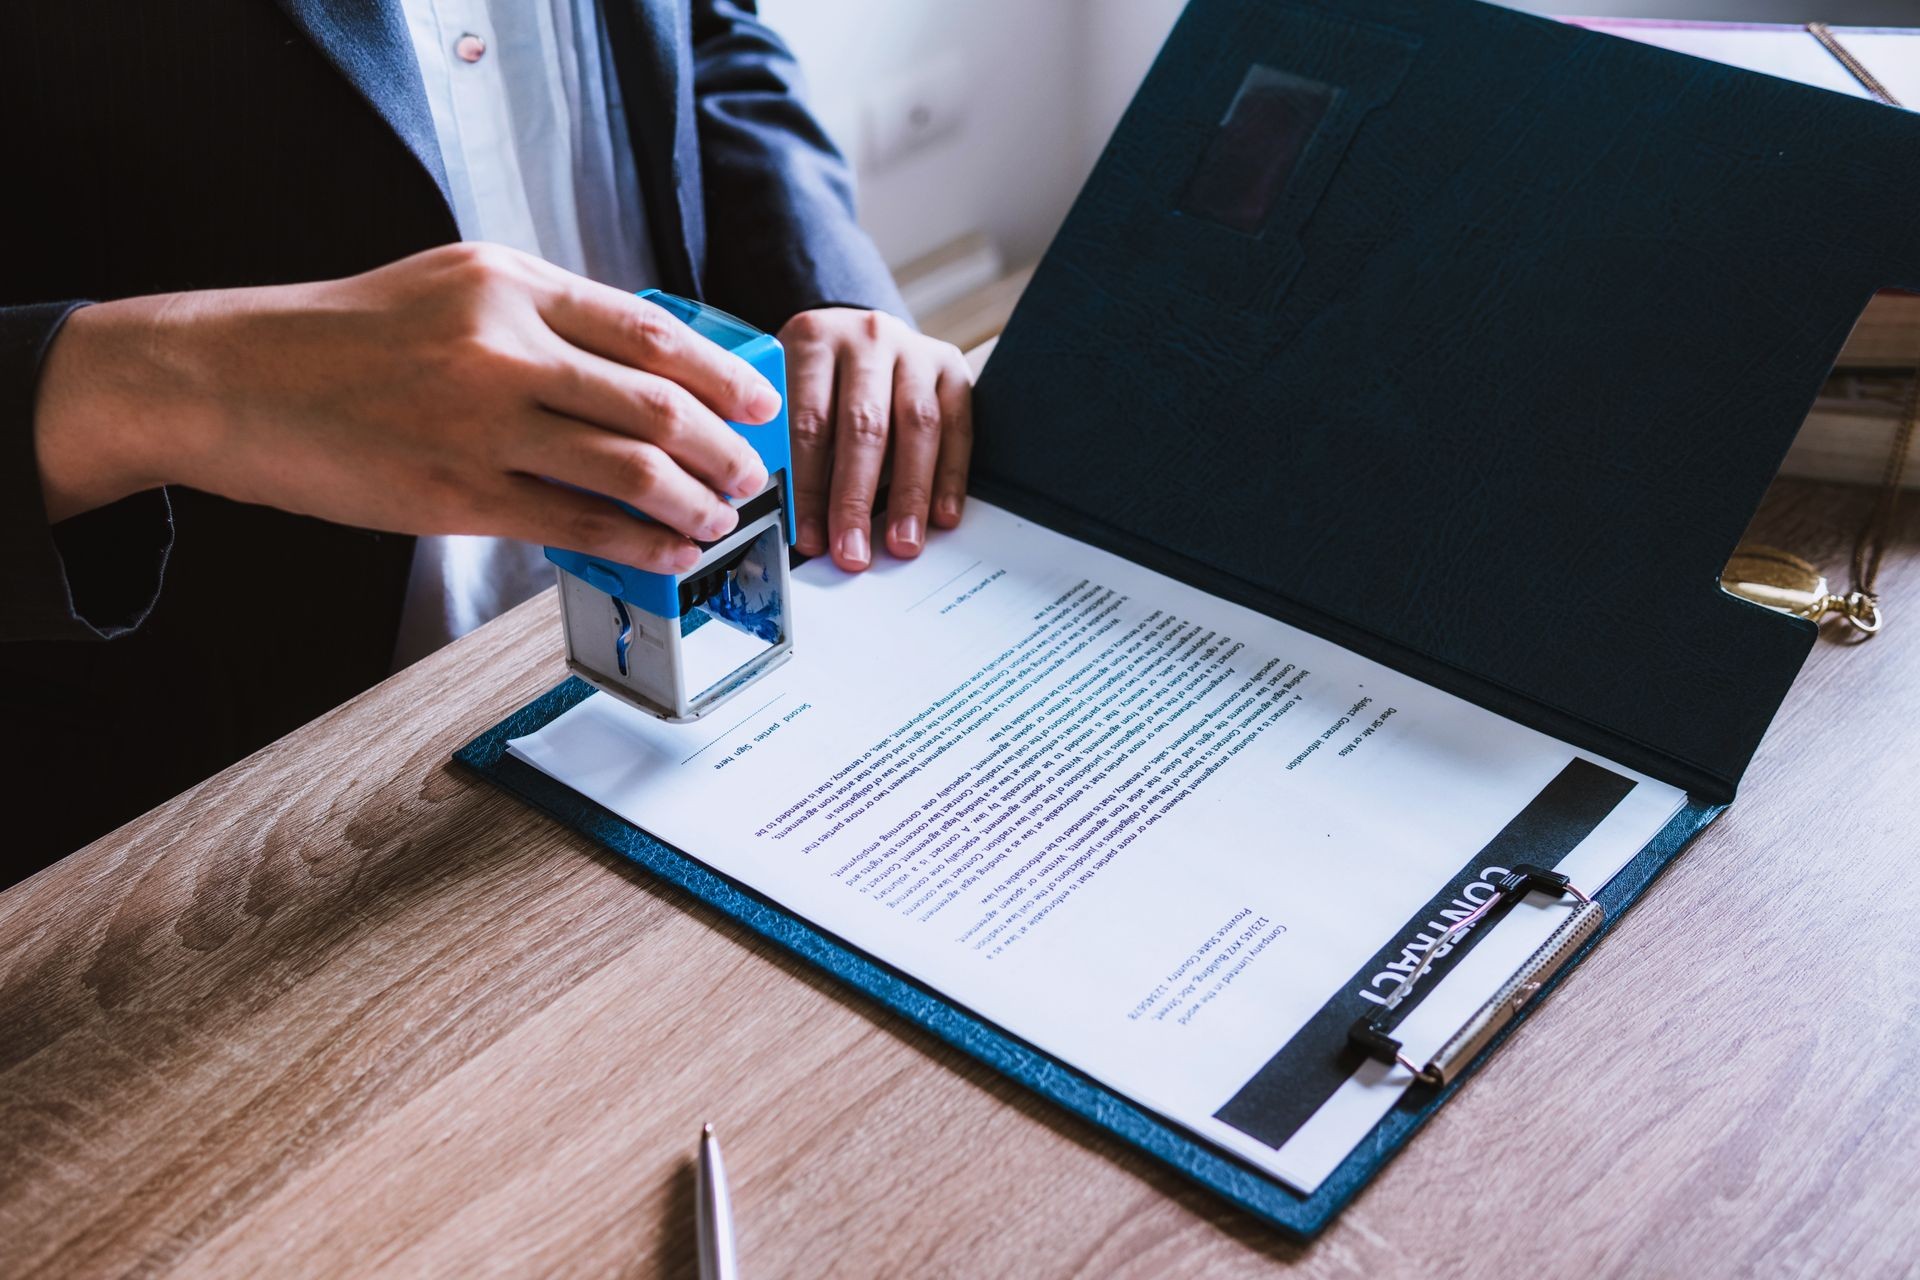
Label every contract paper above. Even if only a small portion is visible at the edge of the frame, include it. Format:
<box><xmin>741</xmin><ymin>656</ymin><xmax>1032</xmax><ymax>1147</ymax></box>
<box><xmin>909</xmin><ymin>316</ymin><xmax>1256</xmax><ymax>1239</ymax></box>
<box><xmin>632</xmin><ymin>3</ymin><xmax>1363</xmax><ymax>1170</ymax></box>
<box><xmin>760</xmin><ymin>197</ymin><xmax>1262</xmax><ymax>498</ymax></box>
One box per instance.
<box><xmin>508</xmin><ymin>501</ymin><xmax>1684</xmax><ymax>1193</ymax></box>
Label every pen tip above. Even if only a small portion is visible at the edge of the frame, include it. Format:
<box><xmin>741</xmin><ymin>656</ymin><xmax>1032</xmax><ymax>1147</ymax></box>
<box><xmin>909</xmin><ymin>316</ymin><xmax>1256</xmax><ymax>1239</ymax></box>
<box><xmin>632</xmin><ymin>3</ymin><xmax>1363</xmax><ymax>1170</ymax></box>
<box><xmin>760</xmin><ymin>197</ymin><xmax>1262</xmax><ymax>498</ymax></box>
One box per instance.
<box><xmin>703</xmin><ymin>1122</ymin><xmax>715</xmax><ymax>1138</ymax></box>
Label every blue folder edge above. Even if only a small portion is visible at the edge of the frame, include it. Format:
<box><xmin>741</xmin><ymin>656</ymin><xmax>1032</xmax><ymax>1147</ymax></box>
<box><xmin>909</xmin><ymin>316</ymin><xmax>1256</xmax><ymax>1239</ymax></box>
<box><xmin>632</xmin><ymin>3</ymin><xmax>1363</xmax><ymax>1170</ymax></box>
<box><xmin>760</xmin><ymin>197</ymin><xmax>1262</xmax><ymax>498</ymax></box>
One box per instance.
<box><xmin>453</xmin><ymin>675</ymin><xmax>1722</xmax><ymax>1239</ymax></box>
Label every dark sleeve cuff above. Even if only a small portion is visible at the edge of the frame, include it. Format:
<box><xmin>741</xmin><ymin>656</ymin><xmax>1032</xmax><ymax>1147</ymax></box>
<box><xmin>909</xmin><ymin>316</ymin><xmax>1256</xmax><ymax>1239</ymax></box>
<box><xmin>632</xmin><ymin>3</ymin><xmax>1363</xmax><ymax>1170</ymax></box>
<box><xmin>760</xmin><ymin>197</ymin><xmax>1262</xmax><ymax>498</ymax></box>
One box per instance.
<box><xmin>0</xmin><ymin>301</ymin><xmax>175</xmax><ymax>642</ymax></box>
<box><xmin>690</xmin><ymin>0</ymin><xmax>912</xmax><ymax>331</ymax></box>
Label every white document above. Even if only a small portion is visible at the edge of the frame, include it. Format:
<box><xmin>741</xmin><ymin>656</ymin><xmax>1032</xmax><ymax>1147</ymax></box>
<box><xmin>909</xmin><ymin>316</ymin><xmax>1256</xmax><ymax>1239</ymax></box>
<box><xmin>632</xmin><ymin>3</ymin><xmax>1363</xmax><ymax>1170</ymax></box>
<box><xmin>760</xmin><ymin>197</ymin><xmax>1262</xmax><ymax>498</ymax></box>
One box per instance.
<box><xmin>508</xmin><ymin>501</ymin><xmax>1683</xmax><ymax>1193</ymax></box>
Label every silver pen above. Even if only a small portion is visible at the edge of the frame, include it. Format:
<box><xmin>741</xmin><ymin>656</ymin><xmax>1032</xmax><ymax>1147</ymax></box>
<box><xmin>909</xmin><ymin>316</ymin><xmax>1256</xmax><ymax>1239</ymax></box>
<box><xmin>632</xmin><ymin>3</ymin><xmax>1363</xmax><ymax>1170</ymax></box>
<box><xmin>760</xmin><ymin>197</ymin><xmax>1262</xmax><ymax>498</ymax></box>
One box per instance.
<box><xmin>697</xmin><ymin>1122</ymin><xmax>740</xmax><ymax>1280</ymax></box>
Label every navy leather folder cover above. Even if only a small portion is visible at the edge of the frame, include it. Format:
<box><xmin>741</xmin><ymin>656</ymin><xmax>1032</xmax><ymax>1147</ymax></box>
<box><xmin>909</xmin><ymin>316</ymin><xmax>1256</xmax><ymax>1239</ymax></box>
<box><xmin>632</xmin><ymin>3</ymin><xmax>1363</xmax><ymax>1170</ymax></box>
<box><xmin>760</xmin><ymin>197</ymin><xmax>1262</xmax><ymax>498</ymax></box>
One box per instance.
<box><xmin>457</xmin><ymin>0</ymin><xmax>1915</xmax><ymax>1238</ymax></box>
<box><xmin>974</xmin><ymin>0</ymin><xmax>1920</xmax><ymax>799</ymax></box>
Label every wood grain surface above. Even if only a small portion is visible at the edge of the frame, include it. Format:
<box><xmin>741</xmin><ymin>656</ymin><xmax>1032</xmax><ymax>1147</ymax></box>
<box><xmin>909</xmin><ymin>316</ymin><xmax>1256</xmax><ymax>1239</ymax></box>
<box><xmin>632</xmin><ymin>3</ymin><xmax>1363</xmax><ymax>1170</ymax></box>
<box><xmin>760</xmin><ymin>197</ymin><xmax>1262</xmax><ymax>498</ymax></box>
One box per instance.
<box><xmin>3</xmin><ymin>474</ymin><xmax>1917</xmax><ymax>1280</ymax></box>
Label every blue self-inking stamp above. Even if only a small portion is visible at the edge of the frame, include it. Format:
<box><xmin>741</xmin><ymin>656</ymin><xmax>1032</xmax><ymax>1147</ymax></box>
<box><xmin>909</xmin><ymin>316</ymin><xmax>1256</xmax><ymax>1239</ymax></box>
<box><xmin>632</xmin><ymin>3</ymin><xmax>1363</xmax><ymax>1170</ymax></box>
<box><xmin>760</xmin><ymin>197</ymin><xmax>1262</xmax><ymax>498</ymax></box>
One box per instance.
<box><xmin>545</xmin><ymin>291</ymin><xmax>796</xmax><ymax>722</ymax></box>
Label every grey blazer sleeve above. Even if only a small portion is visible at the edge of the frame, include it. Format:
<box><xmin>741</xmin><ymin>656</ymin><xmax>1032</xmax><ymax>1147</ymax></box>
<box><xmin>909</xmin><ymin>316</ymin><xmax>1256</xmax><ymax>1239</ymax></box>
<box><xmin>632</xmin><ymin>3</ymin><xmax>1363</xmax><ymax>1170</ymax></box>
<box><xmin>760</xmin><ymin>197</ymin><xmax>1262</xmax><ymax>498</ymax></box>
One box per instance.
<box><xmin>0</xmin><ymin>301</ymin><xmax>173</xmax><ymax>642</ymax></box>
<box><xmin>689</xmin><ymin>0</ymin><xmax>910</xmax><ymax>331</ymax></box>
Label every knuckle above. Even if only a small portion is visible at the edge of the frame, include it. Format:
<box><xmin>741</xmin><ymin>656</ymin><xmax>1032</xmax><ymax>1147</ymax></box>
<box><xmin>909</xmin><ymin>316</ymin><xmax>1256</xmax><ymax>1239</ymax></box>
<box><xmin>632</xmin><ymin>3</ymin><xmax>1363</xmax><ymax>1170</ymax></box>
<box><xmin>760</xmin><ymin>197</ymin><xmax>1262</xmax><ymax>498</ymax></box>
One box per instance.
<box><xmin>861</xmin><ymin>309</ymin><xmax>888</xmax><ymax>341</ymax></box>
<box><xmin>900</xmin><ymin>399</ymin><xmax>941</xmax><ymax>437</ymax></box>
<box><xmin>431</xmin><ymin>241</ymin><xmax>488</xmax><ymax>269</ymax></box>
<box><xmin>612</xmin><ymin>443</ymin><xmax>664</xmax><ymax>497</ymax></box>
<box><xmin>417</xmin><ymin>242</ymin><xmax>465</xmax><ymax>272</ymax></box>
<box><xmin>627</xmin><ymin>303</ymin><xmax>678</xmax><ymax>358</ymax></box>
<box><xmin>637</xmin><ymin>382</ymin><xmax>684</xmax><ymax>439</ymax></box>
<box><xmin>789</xmin><ymin>407</ymin><xmax>831</xmax><ymax>450</ymax></box>
<box><xmin>439</xmin><ymin>240</ymin><xmax>511</xmax><ymax>286</ymax></box>
<box><xmin>782</xmin><ymin>310</ymin><xmax>824</xmax><ymax>341</ymax></box>
<box><xmin>844</xmin><ymin>404</ymin><xmax>889</xmax><ymax>446</ymax></box>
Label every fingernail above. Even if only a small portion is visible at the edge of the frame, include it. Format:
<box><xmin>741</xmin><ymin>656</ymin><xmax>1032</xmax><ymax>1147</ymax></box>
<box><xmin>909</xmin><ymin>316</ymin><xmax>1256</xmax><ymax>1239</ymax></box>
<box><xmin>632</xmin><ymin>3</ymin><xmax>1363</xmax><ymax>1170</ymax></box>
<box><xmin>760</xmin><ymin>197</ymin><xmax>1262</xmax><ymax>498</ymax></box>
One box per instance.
<box><xmin>936</xmin><ymin>494</ymin><xmax>962</xmax><ymax>524</ymax></box>
<box><xmin>799</xmin><ymin>517</ymin><xmax>825</xmax><ymax>552</ymax></box>
<box><xmin>838</xmin><ymin>526</ymin><xmax>869</xmax><ymax>568</ymax></box>
<box><xmin>892</xmin><ymin>514</ymin><xmax>922</xmax><ymax>551</ymax></box>
<box><xmin>671</xmin><ymin>543</ymin><xmax>700</xmax><ymax>571</ymax></box>
<box><xmin>733</xmin><ymin>466</ymin><xmax>768</xmax><ymax>499</ymax></box>
<box><xmin>704</xmin><ymin>507</ymin><xmax>739</xmax><ymax>541</ymax></box>
<box><xmin>749</xmin><ymin>380</ymin><xmax>781</xmax><ymax>421</ymax></box>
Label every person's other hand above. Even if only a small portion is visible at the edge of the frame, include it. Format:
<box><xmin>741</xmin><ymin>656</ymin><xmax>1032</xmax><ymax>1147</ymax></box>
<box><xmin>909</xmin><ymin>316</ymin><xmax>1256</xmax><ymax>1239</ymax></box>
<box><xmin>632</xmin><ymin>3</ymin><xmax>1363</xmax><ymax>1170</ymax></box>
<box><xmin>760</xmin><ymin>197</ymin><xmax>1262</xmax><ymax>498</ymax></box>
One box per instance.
<box><xmin>777</xmin><ymin>308</ymin><xmax>972</xmax><ymax>571</ymax></box>
<box><xmin>33</xmin><ymin>243</ymin><xmax>779</xmax><ymax>572</ymax></box>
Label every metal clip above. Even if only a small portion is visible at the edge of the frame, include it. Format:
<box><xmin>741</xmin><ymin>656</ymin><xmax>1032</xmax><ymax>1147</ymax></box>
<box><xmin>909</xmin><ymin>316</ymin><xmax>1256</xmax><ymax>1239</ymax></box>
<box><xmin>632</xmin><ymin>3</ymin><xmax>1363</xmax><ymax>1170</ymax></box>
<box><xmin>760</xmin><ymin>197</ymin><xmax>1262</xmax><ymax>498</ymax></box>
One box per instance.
<box><xmin>1347</xmin><ymin>866</ymin><xmax>1602</xmax><ymax>1088</ymax></box>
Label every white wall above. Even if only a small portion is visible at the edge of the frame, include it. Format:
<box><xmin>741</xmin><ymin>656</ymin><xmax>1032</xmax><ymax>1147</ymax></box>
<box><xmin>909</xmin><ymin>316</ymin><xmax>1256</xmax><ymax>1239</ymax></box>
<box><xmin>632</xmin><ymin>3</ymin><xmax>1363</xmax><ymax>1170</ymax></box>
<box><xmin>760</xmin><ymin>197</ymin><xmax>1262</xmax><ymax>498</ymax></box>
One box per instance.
<box><xmin>761</xmin><ymin>0</ymin><xmax>1915</xmax><ymax>277</ymax></box>
<box><xmin>760</xmin><ymin>0</ymin><xmax>1093</xmax><ymax>271</ymax></box>
<box><xmin>1077</xmin><ymin>0</ymin><xmax>1187</xmax><ymax>176</ymax></box>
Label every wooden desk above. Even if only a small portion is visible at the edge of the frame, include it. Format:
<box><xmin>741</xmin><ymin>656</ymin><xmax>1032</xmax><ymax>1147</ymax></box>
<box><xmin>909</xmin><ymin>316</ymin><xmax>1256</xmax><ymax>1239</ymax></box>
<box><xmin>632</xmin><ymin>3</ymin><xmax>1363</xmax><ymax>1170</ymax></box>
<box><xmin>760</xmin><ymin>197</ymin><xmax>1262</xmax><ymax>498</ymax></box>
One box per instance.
<box><xmin>4</xmin><ymin>473</ymin><xmax>1917</xmax><ymax>1278</ymax></box>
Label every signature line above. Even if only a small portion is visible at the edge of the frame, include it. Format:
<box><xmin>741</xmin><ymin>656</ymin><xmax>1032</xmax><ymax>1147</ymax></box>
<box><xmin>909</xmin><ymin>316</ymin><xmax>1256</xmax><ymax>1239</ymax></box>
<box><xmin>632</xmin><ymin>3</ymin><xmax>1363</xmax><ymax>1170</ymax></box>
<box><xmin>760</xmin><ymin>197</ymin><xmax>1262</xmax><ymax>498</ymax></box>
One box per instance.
<box><xmin>905</xmin><ymin>560</ymin><xmax>984</xmax><ymax>614</ymax></box>
<box><xmin>680</xmin><ymin>693</ymin><xmax>786</xmax><ymax>765</ymax></box>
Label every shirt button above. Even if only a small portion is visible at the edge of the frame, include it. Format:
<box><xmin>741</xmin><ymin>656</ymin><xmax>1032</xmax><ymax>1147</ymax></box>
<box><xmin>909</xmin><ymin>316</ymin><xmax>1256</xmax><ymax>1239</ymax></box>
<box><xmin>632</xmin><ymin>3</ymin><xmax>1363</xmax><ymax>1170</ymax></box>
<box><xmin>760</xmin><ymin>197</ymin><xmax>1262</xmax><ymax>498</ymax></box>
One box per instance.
<box><xmin>455</xmin><ymin>32</ymin><xmax>487</xmax><ymax>63</ymax></box>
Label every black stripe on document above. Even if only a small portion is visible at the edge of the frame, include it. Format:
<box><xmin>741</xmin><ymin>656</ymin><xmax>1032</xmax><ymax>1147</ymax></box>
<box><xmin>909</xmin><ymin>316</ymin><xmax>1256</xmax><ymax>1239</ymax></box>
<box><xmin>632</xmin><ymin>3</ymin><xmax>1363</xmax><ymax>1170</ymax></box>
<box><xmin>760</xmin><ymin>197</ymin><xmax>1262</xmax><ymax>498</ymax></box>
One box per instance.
<box><xmin>1212</xmin><ymin>758</ymin><xmax>1633</xmax><ymax>1149</ymax></box>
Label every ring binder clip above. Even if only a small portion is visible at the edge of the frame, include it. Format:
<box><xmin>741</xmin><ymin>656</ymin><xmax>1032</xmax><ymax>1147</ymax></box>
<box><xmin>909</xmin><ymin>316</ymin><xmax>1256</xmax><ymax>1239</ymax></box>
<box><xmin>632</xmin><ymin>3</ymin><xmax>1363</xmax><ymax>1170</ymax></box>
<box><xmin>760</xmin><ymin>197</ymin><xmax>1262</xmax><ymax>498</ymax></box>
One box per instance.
<box><xmin>1347</xmin><ymin>865</ymin><xmax>1604</xmax><ymax>1087</ymax></box>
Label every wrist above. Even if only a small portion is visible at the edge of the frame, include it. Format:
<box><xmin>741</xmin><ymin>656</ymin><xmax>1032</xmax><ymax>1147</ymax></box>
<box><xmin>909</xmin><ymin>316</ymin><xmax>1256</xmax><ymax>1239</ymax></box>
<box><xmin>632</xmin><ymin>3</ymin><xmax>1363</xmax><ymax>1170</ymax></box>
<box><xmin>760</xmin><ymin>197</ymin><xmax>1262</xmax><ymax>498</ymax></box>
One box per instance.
<box><xmin>31</xmin><ymin>293</ymin><xmax>217</xmax><ymax>522</ymax></box>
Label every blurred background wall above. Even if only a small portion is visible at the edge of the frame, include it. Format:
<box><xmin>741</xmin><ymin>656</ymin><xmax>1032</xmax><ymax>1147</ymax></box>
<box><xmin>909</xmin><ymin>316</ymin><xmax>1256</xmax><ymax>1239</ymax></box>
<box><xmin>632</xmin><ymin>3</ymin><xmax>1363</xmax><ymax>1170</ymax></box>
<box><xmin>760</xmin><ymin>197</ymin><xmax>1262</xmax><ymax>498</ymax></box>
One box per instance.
<box><xmin>758</xmin><ymin>0</ymin><xmax>1914</xmax><ymax>333</ymax></box>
